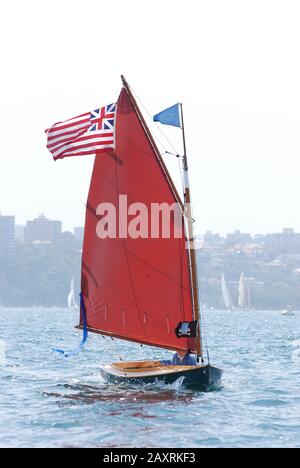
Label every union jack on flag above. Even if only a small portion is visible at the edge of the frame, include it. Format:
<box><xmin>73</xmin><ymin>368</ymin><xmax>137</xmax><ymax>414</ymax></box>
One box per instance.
<box><xmin>45</xmin><ymin>103</ymin><xmax>116</xmax><ymax>160</ymax></box>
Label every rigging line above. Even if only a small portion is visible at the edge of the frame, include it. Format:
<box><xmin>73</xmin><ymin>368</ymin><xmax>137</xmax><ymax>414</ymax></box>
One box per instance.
<box><xmin>178</xmin><ymin>235</ymin><xmax>185</xmax><ymax>318</ymax></box>
<box><xmin>200</xmin><ymin>303</ymin><xmax>210</xmax><ymax>364</ymax></box>
<box><xmin>115</xmin><ymin>133</ymin><xmax>183</xmax><ymax>206</ymax></box>
<box><xmin>92</xmin><ymin>149</ymin><xmax>185</xmax><ymax>214</ymax></box>
<box><xmin>139</xmin><ymin>344</ymin><xmax>149</xmax><ymax>361</ymax></box>
<box><xmin>103</xmin><ymin>336</ymin><xmax>124</xmax><ymax>362</ymax></box>
<box><xmin>193</xmin><ymin>240</ymin><xmax>207</xmax><ymax>362</ymax></box>
<box><xmin>177</xmin><ymin>155</ymin><xmax>185</xmax><ymax>194</ymax></box>
<box><xmin>149</xmin><ymin>345</ymin><xmax>162</xmax><ymax>362</ymax></box>
<box><xmin>117</xmin><ymin>133</ymin><xmax>163</xmax><ymax>163</ymax></box>
<box><xmin>130</xmin><ymin>87</ymin><xmax>181</xmax><ymax>157</ymax></box>
<box><xmin>111</xmin><ymin>338</ymin><xmax>124</xmax><ymax>362</ymax></box>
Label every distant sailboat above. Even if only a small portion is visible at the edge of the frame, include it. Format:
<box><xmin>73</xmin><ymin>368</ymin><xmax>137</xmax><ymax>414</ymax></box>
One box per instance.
<box><xmin>67</xmin><ymin>278</ymin><xmax>78</xmax><ymax>310</ymax></box>
<box><xmin>238</xmin><ymin>272</ymin><xmax>251</xmax><ymax>310</ymax></box>
<box><xmin>221</xmin><ymin>273</ymin><xmax>234</xmax><ymax>310</ymax></box>
<box><xmin>281</xmin><ymin>305</ymin><xmax>295</xmax><ymax>316</ymax></box>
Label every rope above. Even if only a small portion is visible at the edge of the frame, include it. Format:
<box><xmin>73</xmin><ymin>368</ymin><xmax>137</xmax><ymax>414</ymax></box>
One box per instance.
<box><xmin>199</xmin><ymin>303</ymin><xmax>210</xmax><ymax>364</ymax></box>
<box><xmin>109</xmin><ymin>337</ymin><xmax>124</xmax><ymax>362</ymax></box>
<box><xmin>131</xmin><ymin>88</ymin><xmax>181</xmax><ymax>160</ymax></box>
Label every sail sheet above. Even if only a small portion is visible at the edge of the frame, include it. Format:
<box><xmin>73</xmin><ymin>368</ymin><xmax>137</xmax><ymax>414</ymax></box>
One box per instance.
<box><xmin>79</xmin><ymin>87</ymin><xmax>196</xmax><ymax>352</ymax></box>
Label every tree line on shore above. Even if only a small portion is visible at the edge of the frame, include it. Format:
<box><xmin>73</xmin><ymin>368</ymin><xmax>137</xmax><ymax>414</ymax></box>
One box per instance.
<box><xmin>0</xmin><ymin>236</ymin><xmax>299</xmax><ymax>309</ymax></box>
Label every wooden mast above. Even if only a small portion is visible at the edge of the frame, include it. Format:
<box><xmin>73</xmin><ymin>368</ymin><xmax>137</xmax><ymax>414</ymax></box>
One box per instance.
<box><xmin>180</xmin><ymin>104</ymin><xmax>203</xmax><ymax>362</ymax></box>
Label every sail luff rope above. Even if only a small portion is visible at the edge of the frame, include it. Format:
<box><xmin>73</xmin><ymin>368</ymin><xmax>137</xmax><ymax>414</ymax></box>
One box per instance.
<box><xmin>131</xmin><ymin>87</ymin><xmax>189</xmax><ymax>199</ymax></box>
<box><xmin>130</xmin><ymin>87</ymin><xmax>187</xmax><ymax>198</ymax></box>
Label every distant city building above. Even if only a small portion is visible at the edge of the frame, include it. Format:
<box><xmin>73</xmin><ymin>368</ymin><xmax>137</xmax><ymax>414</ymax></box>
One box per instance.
<box><xmin>24</xmin><ymin>213</ymin><xmax>62</xmax><ymax>243</ymax></box>
<box><xmin>203</xmin><ymin>231</ymin><xmax>223</xmax><ymax>246</ymax></box>
<box><xmin>253</xmin><ymin>234</ymin><xmax>265</xmax><ymax>243</ymax></box>
<box><xmin>15</xmin><ymin>224</ymin><xmax>25</xmax><ymax>242</ymax></box>
<box><xmin>226</xmin><ymin>230</ymin><xmax>252</xmax><ymax>245</ymax></box>
<box><xmin>0</xmin><ymin>214</ymin><xmax>15</xmax><ymax>258</ymax></box>
<box><xmin>74</xmin><ymin>227</ymin><xmax>84</xmax><ymax>242</ymax></box>
<box><xmin>264</xmin><ymin>228</ymin><xmax>300</xmax><ymax>252</ymax></box>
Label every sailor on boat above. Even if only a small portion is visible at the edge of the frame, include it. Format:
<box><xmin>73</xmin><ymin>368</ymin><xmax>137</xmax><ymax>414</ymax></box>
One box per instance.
<box><xmin>160</xmin><ymin>349</ymin><xmax>197</xmax><ymax>366</ymax></box>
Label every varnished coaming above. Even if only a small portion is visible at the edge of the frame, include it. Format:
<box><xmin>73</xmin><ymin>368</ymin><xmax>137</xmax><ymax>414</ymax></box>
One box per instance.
<box><xmin>105</xmin><ymin>360</ymin><xmax>199</xmax><ymax>377</ymax></box>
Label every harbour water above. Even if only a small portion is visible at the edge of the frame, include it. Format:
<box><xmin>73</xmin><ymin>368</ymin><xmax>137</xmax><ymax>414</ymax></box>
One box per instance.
<box><xmin>0</xmin><ymin>308</ymin><xmax>299</xmax><ymax>448</ymax></box>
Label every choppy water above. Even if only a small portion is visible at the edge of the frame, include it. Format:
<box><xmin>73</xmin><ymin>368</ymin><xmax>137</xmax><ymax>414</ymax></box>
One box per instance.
<box><xmin>0</xmin><ymin>308</ymin><xmax>299</xmax><ymax>448</ymax></box>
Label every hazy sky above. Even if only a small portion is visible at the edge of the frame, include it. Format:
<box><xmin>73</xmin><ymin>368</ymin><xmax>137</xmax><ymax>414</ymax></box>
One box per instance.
<box><xmin>1</xmin><ymin>0</ymin><xmax>300</xmax><ymax>235</ymax></box>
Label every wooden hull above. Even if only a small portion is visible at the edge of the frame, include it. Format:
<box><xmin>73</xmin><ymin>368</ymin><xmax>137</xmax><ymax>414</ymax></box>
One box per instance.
<box><xmin>100</xmin><ymin>361</ymin><xmax>222</xmax><ymax>391</ymax></box>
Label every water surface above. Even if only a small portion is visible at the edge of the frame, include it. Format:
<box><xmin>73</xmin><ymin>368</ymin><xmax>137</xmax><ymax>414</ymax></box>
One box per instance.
<box><xmin>0</xmin><ymin>308</ymin><xmax>299</xmax><ymax>448</ymax></box>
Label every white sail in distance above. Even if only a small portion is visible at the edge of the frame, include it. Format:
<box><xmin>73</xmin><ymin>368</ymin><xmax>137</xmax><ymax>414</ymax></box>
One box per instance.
<box><xmin>238</xmin><ymin>272</ymin><xmax>247</xmax><ymax>308</ymax></box>
<box><xmin>221</xmin><ymin>273</ymin><xmax>233</xmax><ymax>309</ymax></box>
<box><xmin>68</xmin><ymin>278</ymin><xmax>78</xmax><ymax>309</ymax></box>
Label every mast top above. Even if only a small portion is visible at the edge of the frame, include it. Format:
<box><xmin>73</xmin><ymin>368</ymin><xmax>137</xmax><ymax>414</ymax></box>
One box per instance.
<box><xmin>121</xmin><ymin>74</ymin><xmax>129</xmax><ymax>88</ymax></box>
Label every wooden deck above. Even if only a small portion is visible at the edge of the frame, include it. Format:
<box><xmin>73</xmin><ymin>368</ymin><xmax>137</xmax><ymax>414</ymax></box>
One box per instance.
<box><xmin>102</xmin><ymin>360</ymin><xmax>201</xmax><ymax>378</ymax></box>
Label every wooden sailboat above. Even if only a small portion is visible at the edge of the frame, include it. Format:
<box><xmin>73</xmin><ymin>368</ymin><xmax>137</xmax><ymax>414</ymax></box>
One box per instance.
<box><xmin>76</xmin><ymin>76</ymin><xmax>222</xmax><ymax>390</ymax></box>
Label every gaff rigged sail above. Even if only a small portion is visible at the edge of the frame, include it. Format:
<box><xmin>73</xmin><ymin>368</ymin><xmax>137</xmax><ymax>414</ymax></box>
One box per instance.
<box><xmin>79</xmin><ymin>86</ymin><xmax>196</xmax><ymax>352</ymax></box>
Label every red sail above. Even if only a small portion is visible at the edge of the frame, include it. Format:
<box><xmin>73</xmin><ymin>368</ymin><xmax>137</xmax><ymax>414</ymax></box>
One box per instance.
<box><xmin>80</xmin><ymin>87</ymin><xmax>195</xmax><ymax>352</ymax></box>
